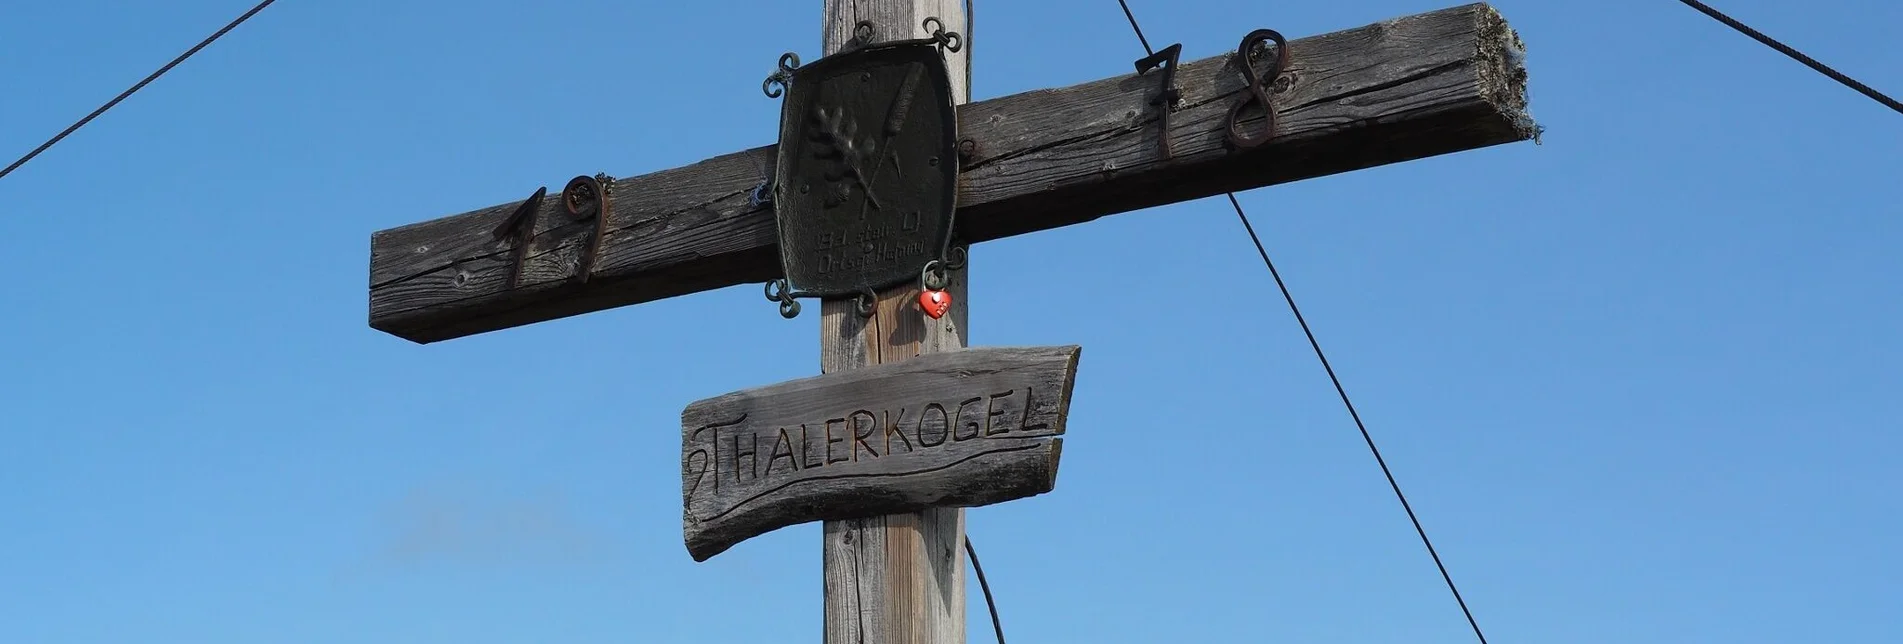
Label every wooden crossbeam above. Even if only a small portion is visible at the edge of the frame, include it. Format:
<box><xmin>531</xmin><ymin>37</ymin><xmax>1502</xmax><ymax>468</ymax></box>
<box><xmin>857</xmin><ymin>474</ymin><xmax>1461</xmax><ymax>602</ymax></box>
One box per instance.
<box><xmin>367</xmin><ymin>3</ymin><xmax>1533</xmax><ymax>343</ymax></box>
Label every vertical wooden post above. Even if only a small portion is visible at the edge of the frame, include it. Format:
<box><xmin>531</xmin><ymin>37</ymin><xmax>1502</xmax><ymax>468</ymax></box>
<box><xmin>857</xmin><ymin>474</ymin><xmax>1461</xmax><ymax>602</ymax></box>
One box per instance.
<box><xmin>818</xmin><ymin>2</ymin><xmax>971</xmax><ymax>643</ymax></box>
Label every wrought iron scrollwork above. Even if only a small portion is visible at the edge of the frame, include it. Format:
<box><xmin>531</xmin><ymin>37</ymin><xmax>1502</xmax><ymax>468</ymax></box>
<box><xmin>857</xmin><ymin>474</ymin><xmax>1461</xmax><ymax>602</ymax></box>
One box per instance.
<box><xmin>762</xmin><ymin>278</ymin><xmax>883</xmax><ymax>320</ymax></box>
<box><xmin>841</xmin><ymin>20</ymin><xmax>877</xmax><ymax>52</ymax></box>
<box><xmin>764</xmin><ymin>278</ymin><xmax>802</xmax><ymax>319</ymax></box>
<box><xmin>922</xmin><ymin>17</ymin><xmax>962</xmax><ymax>53</ymax></box>
<box><xmin>944</xmin><ymin>243</ymin><xmax>967</xmax><ymax>271</ymax></box>
<box><xmin>921</xmin><ymin>243</ymin><xmax>967</xmax><ymax>291</ymax></box>
<box><xmin>763</xmin><ymin>52</ymin><xmax>801</xmax><ymax>98</ymax></box>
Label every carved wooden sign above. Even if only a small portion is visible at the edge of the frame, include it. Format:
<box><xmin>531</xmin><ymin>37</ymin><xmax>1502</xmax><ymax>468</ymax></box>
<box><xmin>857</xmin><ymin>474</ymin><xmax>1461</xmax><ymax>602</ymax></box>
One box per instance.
<box><xmin>681</xmin><ymin>345</ymin><xmax>1080</xmax><ymax>561</ymax></box>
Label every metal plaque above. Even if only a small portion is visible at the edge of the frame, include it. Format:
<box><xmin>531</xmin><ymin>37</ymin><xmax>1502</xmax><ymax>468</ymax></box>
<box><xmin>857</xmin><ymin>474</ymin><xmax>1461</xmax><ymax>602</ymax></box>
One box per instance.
<box><xmin>771</xmin><ymin>39</ymin><xmax>959</xmax><ymax>300</ymax></box>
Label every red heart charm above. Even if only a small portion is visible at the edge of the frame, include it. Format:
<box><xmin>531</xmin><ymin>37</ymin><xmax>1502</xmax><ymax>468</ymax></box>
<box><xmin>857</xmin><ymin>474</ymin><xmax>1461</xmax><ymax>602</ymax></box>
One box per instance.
<box><xmin>918</xmin><ymin>289</ymin><xmax>952</xmax><ymax>319</ymax></box>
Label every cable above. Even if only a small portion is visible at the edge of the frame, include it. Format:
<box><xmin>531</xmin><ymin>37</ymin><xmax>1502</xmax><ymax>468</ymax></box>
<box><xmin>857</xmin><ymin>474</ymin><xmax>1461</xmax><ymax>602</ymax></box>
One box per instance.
<box><xmin>965</xmin><ymin>536</ymin><xmax>1007</xmax><ymax>644</ymax></box>
<box><xmin>965</xmin><ymin>0</ymin><xmax>974</xmax><ymax>94</ymax></box>
<box><xmin>1673</xmin><ymin>0</ymin><xmax>1902</xmax><ymax>115</ymax></box>
<box><xmin>1113</xmin><ymin>2</ymin><xmax>1491</xmax><ymax>642</ymax></box>
<box><xmin>0</xmin><ymin>0</ymin><xmax>282</xmax><ymax>182</ymax></box>
<box><xmin>1116</xmin><ymin>0</ymin><xmax>1154</xmax><ymax>56</ymax></box>
<box><xmin>1224</xmin><ymin>194</ymin><xmax>1491</xmax><ymax>644</ymax></box>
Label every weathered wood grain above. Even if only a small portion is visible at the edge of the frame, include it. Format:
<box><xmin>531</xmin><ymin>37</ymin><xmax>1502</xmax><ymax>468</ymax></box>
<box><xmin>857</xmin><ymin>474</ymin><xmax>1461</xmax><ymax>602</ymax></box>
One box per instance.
<box><xmin>367</xmin><ymin>2</ymin><xmax>1535</xmax><ymax>343</ymax></box>
<box><xmin>680</xmin><ymin>345</ymin><xmax>1077</xmax><ymax>561</ymax></box>
<box><xmin>818</xmin><ymin>217</ymin><xmax>973</xmax><ymax>644</ymax></box>
<box><xmin>817</xmin><ymin>5</ymin><xmax>973</xmax><ymax>644</ymax></box>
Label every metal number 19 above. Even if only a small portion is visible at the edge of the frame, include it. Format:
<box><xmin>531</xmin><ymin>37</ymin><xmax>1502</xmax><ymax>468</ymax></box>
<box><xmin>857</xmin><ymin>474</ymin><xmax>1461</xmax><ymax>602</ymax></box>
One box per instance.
<box><xmin>1135</xmin><ymin>43</ymin><xmax>1183</xmax><ymax>160</ymax></box>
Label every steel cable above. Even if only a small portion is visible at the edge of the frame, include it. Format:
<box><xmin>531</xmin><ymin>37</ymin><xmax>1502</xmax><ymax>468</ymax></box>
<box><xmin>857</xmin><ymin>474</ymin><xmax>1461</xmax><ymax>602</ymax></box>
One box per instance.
<box><xmin>1112</xmin><ymin>2</ymin><xmax>1493</xmax><ymax>643</ymax></box>
<box><xmin>0</xmin><ymin>0</ymin><xmax>283</xmax><ymax>182</ymax></box>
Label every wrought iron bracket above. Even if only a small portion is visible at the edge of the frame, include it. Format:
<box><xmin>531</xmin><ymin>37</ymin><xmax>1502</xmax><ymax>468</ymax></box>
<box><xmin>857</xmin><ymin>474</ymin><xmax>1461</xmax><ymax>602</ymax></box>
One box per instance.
<box><xmin>922</xmin><ymin>17</ymin><xmax>962</xmax><ymax>54</ymax></box>
<box><xmin>840</xmin><ymin>20</ymin><xmax>877</xmax><ymax>53</ymax></box>
<box><xmin>763</xmin><ymin>52</ymin><xmax>802</xmax><ymax>98</ymax></box>
<box><xmin>762</xmin><ymin>243</ymin><xmax>963</xmax><ymax>320</ymax></box>
<box><xmin>765</xmin><ymin>278</ymin><xmax>876</xmax><ymax>319</ymax></box>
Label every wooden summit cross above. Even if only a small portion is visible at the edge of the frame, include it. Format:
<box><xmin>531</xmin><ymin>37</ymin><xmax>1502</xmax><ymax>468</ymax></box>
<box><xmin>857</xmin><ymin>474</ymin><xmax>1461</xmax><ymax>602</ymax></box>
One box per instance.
<box><xmin>365</xmin><ymin>1</ymin><xmax>1533</xmax><ymax>641</ymax></box>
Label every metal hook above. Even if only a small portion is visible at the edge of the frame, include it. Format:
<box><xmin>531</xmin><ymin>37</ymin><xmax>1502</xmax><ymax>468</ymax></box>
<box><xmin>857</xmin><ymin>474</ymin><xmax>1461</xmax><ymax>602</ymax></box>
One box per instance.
<box><xmin>920</xmin><ymin>259</ymin><xmax>949</xmax><ymax>291</ymax></box>
<box><xmin>845</xmin><ymin>20</ymin><xmax>877</xmax><ymax>51</ymax></box>
<box><xmin>943</xmin><ymin>244</ymin><xmax>968</xmax><ymax>271</ymax></box>
<box><xmin>855</xmin><ymin>290</ymin><xmax>878</xmax><ymax>318</ymax></box>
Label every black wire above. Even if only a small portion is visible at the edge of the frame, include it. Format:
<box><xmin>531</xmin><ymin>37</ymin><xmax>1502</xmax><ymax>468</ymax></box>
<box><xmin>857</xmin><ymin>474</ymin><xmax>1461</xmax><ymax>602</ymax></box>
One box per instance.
<box><xmin>965</xmin><ymin>0</ymin><xmax>974</xmax><ymax>93</ymax></box>
<box><xmin>0</xmin><ymin>0</ymin><xmax>282</xmax><ymax>182</ymax></box>
<box><xmin>1224</xmin><ymin>194</ymin><xmax>1491</xmax><ymax>644</ymax></box>
<box><xmin>1112</xmin><ymin>1</ymin><xmax>1490</xmax><ymax>642</ymax></box>
<box><xmin>1674</xmin><ymin>0</ymin><xmax>1902</xmax><ymax>115</ymax></box>
<box><xmin>1116</xmin><ymin>0</ymin><xmax>1155</xmax><ymax>56</ymax></box>
<box><xmin>965</xmin><ymin>536</ymin><xmax>1007</xmax><ymax>644</ymax></box>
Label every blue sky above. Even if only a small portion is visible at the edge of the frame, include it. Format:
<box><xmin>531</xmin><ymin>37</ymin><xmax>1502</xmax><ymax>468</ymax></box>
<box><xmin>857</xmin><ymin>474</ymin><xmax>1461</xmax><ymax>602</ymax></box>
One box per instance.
<box><xmin>2</xmin><ymin>0</ymin><xmax>1899</xmax><ymax>642</ymax></box>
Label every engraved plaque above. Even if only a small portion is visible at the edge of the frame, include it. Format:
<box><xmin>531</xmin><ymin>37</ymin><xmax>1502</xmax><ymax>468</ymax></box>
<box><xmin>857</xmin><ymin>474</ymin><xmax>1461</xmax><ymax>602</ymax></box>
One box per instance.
<box><xmin>771</xmin><ymin>39</ymin><xmax>959</xmax><ymax>298</ymax></box>
<box><xmin>681</xmin><ymin>345</ymin><xmax>1080</xmax><ymax>561</ymax></box>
